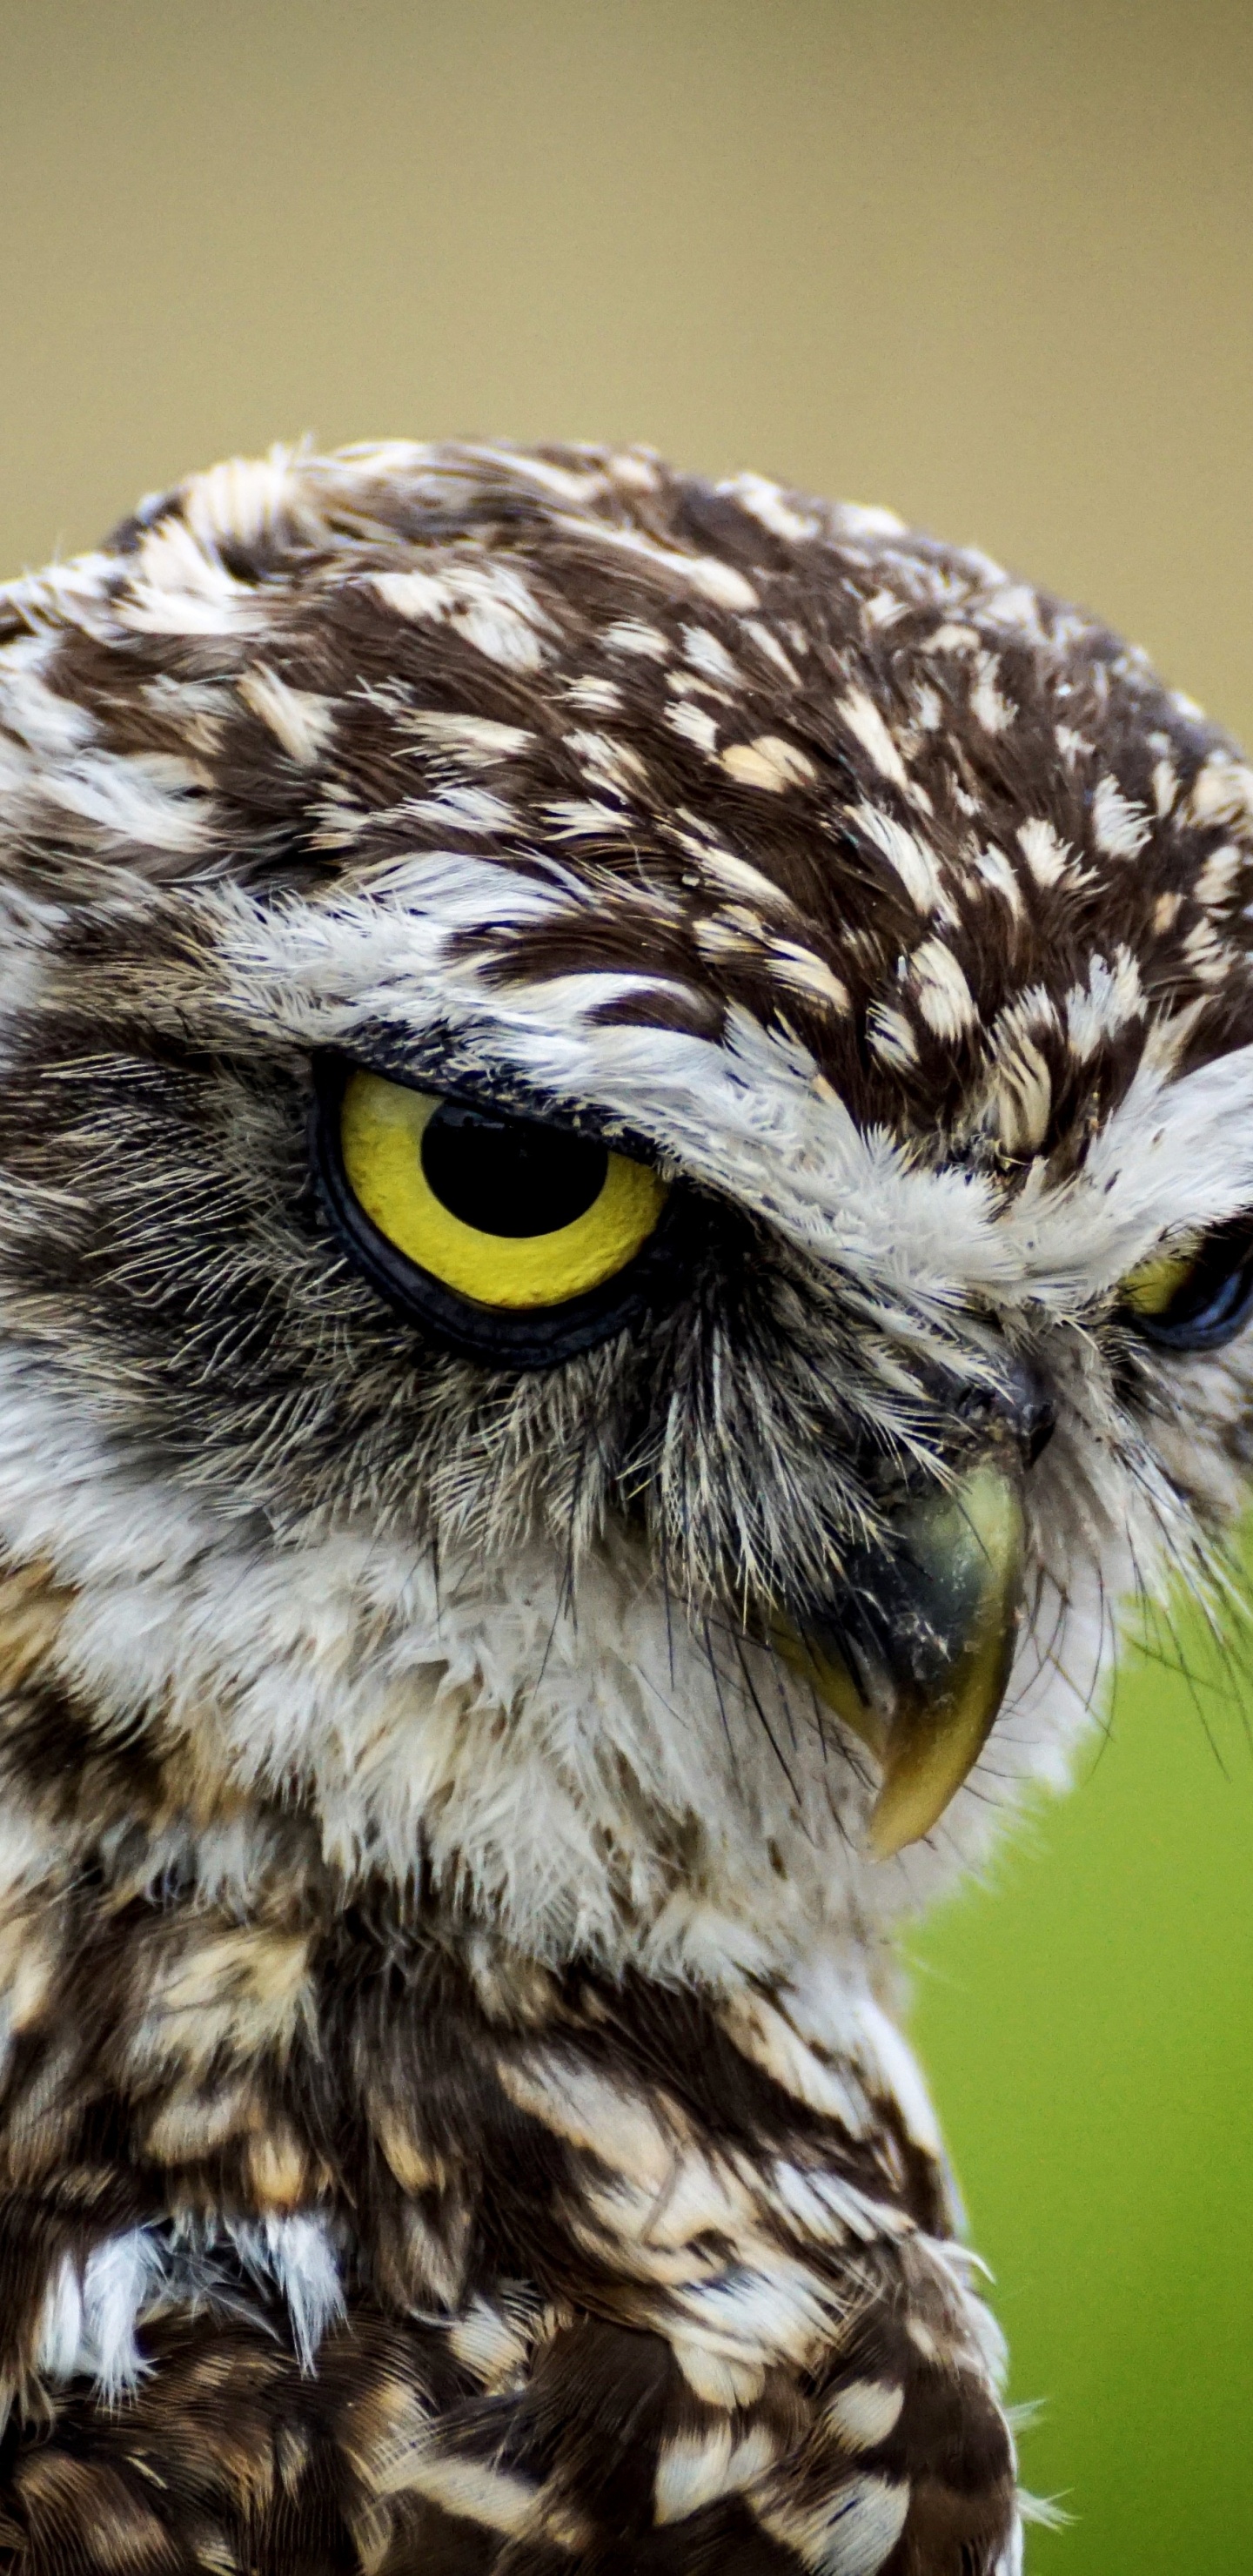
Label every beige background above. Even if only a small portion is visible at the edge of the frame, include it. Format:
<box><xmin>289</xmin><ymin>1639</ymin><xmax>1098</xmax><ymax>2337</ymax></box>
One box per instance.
<box><xmin>2</xmin><ymin>7</ymin><xmax>1252</xmax><ymax>2568</ymax></box>
<box><xmin>1</xmin><ymin>0</ymin><xmax>1250</xmax><ymax>744</ymax></box>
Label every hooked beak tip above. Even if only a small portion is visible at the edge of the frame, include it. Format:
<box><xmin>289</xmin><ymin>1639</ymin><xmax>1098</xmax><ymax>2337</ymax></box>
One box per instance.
<box><xmin>787</xmin><ymin>1460</ymin><xmax>1027</xmax><ymax>1862</ymax></box>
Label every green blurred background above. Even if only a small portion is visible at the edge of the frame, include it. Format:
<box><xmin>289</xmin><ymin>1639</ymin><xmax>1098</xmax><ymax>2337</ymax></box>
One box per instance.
<box><xmin>2</xmin><ymin>3</ymin><xmax>1250</xmax><ymax>2561</ymax></box>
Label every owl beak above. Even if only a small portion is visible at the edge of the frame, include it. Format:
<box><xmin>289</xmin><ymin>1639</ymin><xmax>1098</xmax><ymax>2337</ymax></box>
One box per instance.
<box><xmin>786</xmin><ymin>1460</ymin><xmax>1026</xmax><ymax>1860</ymax></box>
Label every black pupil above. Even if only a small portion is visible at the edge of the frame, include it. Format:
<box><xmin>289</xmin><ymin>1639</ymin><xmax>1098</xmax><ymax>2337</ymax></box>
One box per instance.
<box><xmin>1166</xmin><ymin>1223</ymin><xmax>1253</xmax><ymax>1325</ymax></box>
<box><xmin>1132</xmin><ymin>1212</ymin><xmax>1253</xmax><ymax>1352</ymax></box>
<box><xmin>420</xmin><ymin>1100</ymin><xmax>609</xmax><ymax>1238</ymax></box>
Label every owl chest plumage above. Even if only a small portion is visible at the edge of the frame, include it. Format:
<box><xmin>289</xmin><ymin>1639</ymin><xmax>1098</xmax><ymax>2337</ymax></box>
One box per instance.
<box><xmin>0</xmin><ymin>1747</ymin><xmax>1016</xmax><ymax>2574</ymax></box>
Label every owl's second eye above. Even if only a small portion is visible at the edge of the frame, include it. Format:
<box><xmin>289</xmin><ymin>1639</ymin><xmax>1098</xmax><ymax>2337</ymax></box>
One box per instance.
<box><xmin>313</xmin><ymin>1059</ymin><xmax>676</xmax><ymax>1365</ymax></box>
<box><xmin>1120</xmin><ymin>1217</ymin><xmax>1253</xmax><ymax>1352</ymax></box>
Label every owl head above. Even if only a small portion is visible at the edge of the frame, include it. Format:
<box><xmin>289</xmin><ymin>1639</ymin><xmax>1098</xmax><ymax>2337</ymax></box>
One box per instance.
<box><xmin>1</xmin><ymin>440</ymin><xmax>1250</xmax><ymax>1983</ymax></box>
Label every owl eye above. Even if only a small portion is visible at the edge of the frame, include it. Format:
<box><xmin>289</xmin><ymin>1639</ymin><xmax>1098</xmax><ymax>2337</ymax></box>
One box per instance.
<box><xmin>312</xmin><ymin>1058</ymin><xmax>675</xmax><ymax>1365</ymax></box>
<box><xmin>1120</xmin><ymin>1218</ymin><xmax>1253</xmax><ymax>1352</ymax></box>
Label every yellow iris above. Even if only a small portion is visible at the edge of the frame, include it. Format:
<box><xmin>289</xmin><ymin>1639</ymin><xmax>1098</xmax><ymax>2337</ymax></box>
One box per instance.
<box><xmin>339</xmin><ymin>1069</ymin><xmax>668</xmax><ymax>1310</ymax></box>
<box><xmin>1120</xmin><ymin>1238</ymin><xmax>1200</xmax><ymax>1318</ymax></box>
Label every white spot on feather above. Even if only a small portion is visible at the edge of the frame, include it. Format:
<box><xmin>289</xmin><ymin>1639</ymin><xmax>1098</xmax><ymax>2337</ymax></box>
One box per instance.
<box><xmin>862</xmin><ymin>589</ymin><xmax>908</xmax><ymax>631</ymax></box>
<box><xmin>866</xmin><ymin>1003</ymin><xmax>919</xmax><ymax>1070</ymax></box>
<box><xmin>1193</xmin><ymin>842</ymin><xmax>1243</xmax><ymax>909</ymax></box>
<box><xmin>1183</xmin><ymin>754</ymin><xmax>1253</xmax><ymax>832</ymax></box>
<box><xmin>1152</xmin><ymin>756</ymin><xmax>1179</xmax><ymax>817</ymax></box>
<box><xmin>1015</xmin><ymin>818</ymin><xmax>1070</xmax><ymax>887</ymax></box>
<box><xmin>607</xmin><ymin>450</ymin><xmax>660</xmax><ymax>492</ymax></box>
<box><xmin>1181</xmin><ymin>916</ymin><xmax>1233</xmax><ymax>984</ymax></box>
<box><xmin>0</xmin><ymin>639</ymin><xmax>97</xmax><ymax>755</ymax></box>
<box><xmin>654</xmin><ymin>2420</ymin><xmax>735</xmax><ymax>2521</ymax></box>
<box><xmin>374</xmin><ymin>561</ymin><xmax>550</xmax><ymax>672</ymax></box>
<box><xmin>852</xmin><ymin>804</ymin><xmax>941</xmax><ymax>913</ymax></box>
<box><xmin>969</xmin><ymin>654</ymin><xmax>1015</xmax><ymax>734</ymax></box>
<box><xmin>601</xmin><ymin>619</ymin><xmax>669</xmax><ymax>659</ymax></box>
<box><xmin>721</xmin><ymin>472</ymin><xmax>821</xmax><ymax>542</ymax></box>
<box><xmin>672</xmin><ymin>2340</ymin><xmax>765</xmax><ymax>2409</ymax></box>
<box><xmin>545</xmin><ymin>798</ymin><xmax>633</xmax><ymax>839</ymax></box>
<box><xmin>972</xmin><ymin>845</ymin><xmax>1023</xmax><ymax>917</ymax></box>
<box><xmin>912</xmin><ymin>943</ymin><xmax>979</xmax><ymax>1040</ymax></box>
<box><xmin>667</xmin><ymin>701</ymin><xmax>720</xmax><ymax>755</ymax></box>
<box><xmin>767</xmin><ymin>942</ymin><xmax>851</xmax><ymax>1014</ymax></box>
<box><xmin>402</xmin><ymin>711</ymin><xmax>532</xmax><ymax>765</ymax></box>
<box><xmin>699</xmin><ymin>846</ymin><xmax>802</xmax><ymax>916</ymax></box>
<box><xmin>743</xmin><ymin>620</ymin><xmax>801</xmax><ymax>685</ymax></box>
<box><xmin>402</xmin><ymin>785</ymin><xmax>516</xmax><ymax>836</ymax></box>
<box><xmin>1063</xmin><ymin>949</ymin><xmax>1144</xmax><ymax>1061</ymax></box>
<box><xmin>558</xmin><ymin>513</ymin><xmax>758</xmax><ymax>610</ymax></box>
<box><xmin>129</xmin><ymin>513</ymin><xmax>269</xmax><ymax>636</ymax></box>
<box><xmin>238</xmin><ymin>664</ymin><xmax>335</xmax><ymax>767</ymax></box>
<box><xmin>448</xmin><ymin>2295</ymin><xmax>533</xmax><ymax>2390</ymax></box>
<box><xmin>1091</xmin><ymin>775</ymin><xmax>1151</xmax><ymax>860</ymax></box>
<box><xmin>824</xmin><ymin>2380</ymin><xmax>905</xmax><ymax>2451</ymax></box>
<box><xmin>926</xmin><ymin>622</ymin><xmax>979</xmax><ymax>656</ymax></box>
<box><xmin>983</xmin><ymin>1010</ymin><xmax>1053</xmax><ymax>1153</ymax></box>
<box><xmin>683</xmin><ymin>626</ymin><xmax>741</xmax><ymax>687</ymax></box>
<box><xmin>757</xmin><ymin>2471</ymin><xmax>911</xmax><ymax>2576</ymax></box>
<box><xmin>720</xmin><ymin>1990</ymin><xmax>873</xmax><ymax>2130</ymax></box>
<box><xmin>840</xmin><ymin>689</ymin><xmax>911</xmax><ymax>795</ymax></box>
<box><xmin>981</xmin><ymin>584</ymin><xmax>1043</xmax><ymax>639</ymax></box>
<box><xmin>721</xmin><ymin>735</ymin><xmax>816</xmax><ymax>792</ymax></box>
<box><xmin>41</xmin><ymin>749</ymin><xmax>210</xmax><ymax>853</ymax></box>
<box><xmin>839</xmin><ymin>501</ymin><xmax>908</xmax><ymax>539</ymax></box>
<box><xmin>564</xmin><ymin>730</ymin><xmax>648</xmax><ymax>795</ymax></box>
<box><xmin>655</xmin><ymin>2413</ymin><xmax>780</xmax><ymax>2519</ymax></box>
<box><xmin>382</xmin><ymin>2445</ymin><xmax>576</xmax><ymax>2543</ymax></box>
<box><xmin>496</xmin><ymin>2052</ymin><xmax>677</xmax><ymax>2186</ymax></box>
<box><xmin>181</xmin><ymin>446</ymin><xmax>305</xmax><ymax>553</ymax></box>
<box><xmin>563</xmin><ymin>675</ymin><xmax>622</xmax><ymax>714</ymax></box>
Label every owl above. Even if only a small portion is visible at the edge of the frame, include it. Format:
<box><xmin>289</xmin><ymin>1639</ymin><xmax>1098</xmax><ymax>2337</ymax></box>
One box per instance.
<box><xmin>0</xmin><ymin>439</ymin><xmax>1248</xmax><ymax>2576</ymax></box>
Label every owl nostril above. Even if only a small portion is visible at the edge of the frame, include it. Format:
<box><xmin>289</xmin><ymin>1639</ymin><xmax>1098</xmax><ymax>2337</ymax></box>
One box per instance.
<box><xmin>998</xmin><ymin>1365</ymin><xmax>1055</xmax><ymax>1470</ymax></box>
<box><xmin>966</xmin><ymin>1364</ymin><xmax>1055</xmax><ymax>1470</ymax></box>
<box><xmin>1023</xmin><ymin>1399</ymin><xmax>1056</xmax><ymax>1468</ymax></box>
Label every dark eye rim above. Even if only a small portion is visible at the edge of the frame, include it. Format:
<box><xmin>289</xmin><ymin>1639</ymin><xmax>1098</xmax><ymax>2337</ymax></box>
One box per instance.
<box><xmin>309</xmin><ymin>1050</ymin><xmax>697</xmax><ymax>1368</ymax></box>
<box><xmin>1124</xmin><ymin>1215</ymin><xmax>1253</xmax><ymax>1354</ymax></box>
